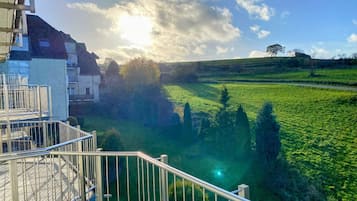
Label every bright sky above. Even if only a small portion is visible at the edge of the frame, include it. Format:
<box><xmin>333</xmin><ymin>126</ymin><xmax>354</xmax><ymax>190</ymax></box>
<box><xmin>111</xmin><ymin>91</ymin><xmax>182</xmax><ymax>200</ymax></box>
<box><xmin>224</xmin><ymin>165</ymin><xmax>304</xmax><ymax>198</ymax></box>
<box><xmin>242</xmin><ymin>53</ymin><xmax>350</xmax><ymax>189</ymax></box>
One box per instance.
<box><xmin>35</xmin><ymin>0</ymin><xmax>357</xmax><ymax>63</ymax></box>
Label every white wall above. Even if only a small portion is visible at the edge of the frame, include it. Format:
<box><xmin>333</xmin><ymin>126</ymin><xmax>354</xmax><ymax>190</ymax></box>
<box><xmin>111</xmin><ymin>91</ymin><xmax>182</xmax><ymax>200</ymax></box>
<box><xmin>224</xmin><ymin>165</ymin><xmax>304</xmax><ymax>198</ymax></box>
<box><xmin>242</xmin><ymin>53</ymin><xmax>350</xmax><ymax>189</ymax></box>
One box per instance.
<box><xmin>78</xmin><ymin>75</ymin><xmax>100</xmax><ymax>102</ymax></box>
<box><xmin>29</xmin><ymin>58</ymin><xmax>68</xmax><ymax>120</ymax></box>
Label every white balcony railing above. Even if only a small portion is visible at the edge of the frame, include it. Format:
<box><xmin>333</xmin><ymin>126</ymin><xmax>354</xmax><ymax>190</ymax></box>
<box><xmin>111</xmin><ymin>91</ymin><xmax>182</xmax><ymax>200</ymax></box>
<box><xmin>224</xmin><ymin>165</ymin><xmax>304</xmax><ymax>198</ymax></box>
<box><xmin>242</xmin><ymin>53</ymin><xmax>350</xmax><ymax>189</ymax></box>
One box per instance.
<box><xmin>0</xmin><ymin>120</ymin><xmax>93</xmax><ymax>154</ymax></box>
<box><xmin>0</xmin><ymin>121</ymin><xmax>250</xmax><ymax>201</ymax></box>
<box><xmin>0</xmin><ymin>74</ymin><xmax>28</xmax><ymax>87</ymax></box>
<box><xmin>0</xmin><ymin>74</ymin><xmax>51</xmax><ymax>121</ymax></box>
<box><xmin>0</xmin><ymin>85</ymin><xmax>51</xmax><ymax>121</ymax></box>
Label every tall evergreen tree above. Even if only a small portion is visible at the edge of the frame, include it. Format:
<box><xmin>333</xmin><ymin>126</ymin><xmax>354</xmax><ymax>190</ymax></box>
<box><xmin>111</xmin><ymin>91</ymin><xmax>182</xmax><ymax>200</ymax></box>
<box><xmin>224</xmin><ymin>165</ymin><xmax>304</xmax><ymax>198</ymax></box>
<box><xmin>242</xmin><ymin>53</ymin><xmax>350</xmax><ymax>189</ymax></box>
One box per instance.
<box><xmin>255</xmin><ymin>102</ymin><xmax>280</xmax><ymax>165</ymax></box>
<box><xmin>219</xmin><ymin>86</ymin><xmax>230</xmax><ymax>109</ymax></box>
<box><xmin>198</xmin><ymin>117</ymin><xmax>210</xmax><ymax>140</ymax></box>
<box><xmin>235</xmin><ymin>105</ymin><xmax>251</xmax><ymax>155</ymax></box>
<box><xmin>183</xmin><ymin>102</ymin><xmax>193</xmax><ymax>138</ymax></box>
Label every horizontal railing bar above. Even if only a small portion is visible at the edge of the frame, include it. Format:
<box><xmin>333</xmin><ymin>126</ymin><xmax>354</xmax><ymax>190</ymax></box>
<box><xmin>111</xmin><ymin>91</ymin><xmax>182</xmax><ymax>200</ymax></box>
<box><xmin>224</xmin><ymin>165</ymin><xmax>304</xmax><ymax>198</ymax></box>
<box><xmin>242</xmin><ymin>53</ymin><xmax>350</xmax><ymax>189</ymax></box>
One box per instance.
<box><xmin>50</xmin><ymin>151</ymin><xmax>141</xmax><ymax>157</ymax></box>
<box><xmin>0</xmin><ymin>149</ymin><xmax>49</xmax><ymax>162</ymax></box>
<box><xmin>50</xmin><ymin>151</ymin><xmax>249</xmax><ymax>201</ymax></box>
<box><xmin>0</xmin><ymin>120</ymin><xmax>92</xmax><ymax>136</ymax></box>
<box><xmin>137</xmin><ymin>152</ymin><xmax>250</xmax><ymax>201</ymax></box>
<box><xmin>45</xmin><ymin>135</ymin><xmax>93</xmax><ymax>150</ymax></box>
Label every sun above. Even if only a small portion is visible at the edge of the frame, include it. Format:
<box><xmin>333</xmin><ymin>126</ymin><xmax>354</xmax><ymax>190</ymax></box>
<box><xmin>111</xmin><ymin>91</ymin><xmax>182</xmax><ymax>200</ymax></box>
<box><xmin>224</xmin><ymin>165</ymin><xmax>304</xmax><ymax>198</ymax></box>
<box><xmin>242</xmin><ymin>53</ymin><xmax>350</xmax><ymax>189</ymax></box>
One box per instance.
<box><xmin>118</xmin><ymin>15</ymin><xmax>153</xmax><ymax>47</ymax></box>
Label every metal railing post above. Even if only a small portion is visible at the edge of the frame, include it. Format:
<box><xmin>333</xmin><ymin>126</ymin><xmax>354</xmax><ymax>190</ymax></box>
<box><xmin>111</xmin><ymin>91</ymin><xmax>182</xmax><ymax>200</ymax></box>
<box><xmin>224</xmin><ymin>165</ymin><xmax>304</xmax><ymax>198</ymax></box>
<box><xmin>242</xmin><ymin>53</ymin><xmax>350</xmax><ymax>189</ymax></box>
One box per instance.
<box><xmin>48</xmin><ymin>86</ymin><xmax>52</xmax><ymax>119</ymax></box>
<box><xmin>77</xmin><ymin>125</ymin><xmax>86</xmax><ymax>201</ymax></box>
<box><xmin>96</xmin><ymin>152</ymin><xmax>103</xmax><ymax>201</ymax></box>
<box><xmin>10</xmin><ymin>160</ymin><xmax>19</xmax><ymax>201</ymax></box>
<box><xmin>92</xmin><ymin>130</ymin><xmax>97</xmax><ymax>151</ymax></box>
<box><xmin>3</xmin><ymin>74</ymin><xmax>11</xmax><ymax>152</ymax></box>
<box><xmin>238</xmin><ymin>184</ymin><xmax>249</xmax><ymax>199</ymax></box>
<box><xmin>42</xmin><ymin>121</ymin><xmax>47</xmax><ymax>147</ymax></box>
<box><xmin>37</xmin><ymin>85</ymin><xmax>42</xmax><ymax>119</ymax></box>
<box><xmin>65</xmin><ymin>121</ymin><xmax>70</xmax><ymax>143</ymax></box>
<box><xmin>160</xmin><ymin>154</ymin><xmax>168</xmax><ymax>201</ymax></box>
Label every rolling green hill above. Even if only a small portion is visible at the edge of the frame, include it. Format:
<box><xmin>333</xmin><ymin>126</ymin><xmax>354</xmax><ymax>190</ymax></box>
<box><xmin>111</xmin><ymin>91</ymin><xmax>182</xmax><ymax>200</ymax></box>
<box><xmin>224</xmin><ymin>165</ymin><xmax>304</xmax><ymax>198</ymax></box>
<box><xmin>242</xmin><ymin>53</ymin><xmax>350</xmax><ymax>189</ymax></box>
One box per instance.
<box><xmin>199</xmin><ymin>68</ymin><xmax>357</xmax><ymax>86</ymax></box>
<box><xmin>160</xmin><ymin>57</ymin><xmax>357</xmax><ymax>86</ymax></box>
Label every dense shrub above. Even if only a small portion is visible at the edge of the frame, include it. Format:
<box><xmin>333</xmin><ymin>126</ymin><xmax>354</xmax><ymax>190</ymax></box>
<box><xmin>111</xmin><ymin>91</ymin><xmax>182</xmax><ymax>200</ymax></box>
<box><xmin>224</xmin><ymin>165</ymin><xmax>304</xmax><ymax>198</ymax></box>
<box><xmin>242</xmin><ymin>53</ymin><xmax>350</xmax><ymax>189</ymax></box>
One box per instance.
<box><xmin>169</xmin><ymin>181</ymin><xmax>208</xmax><ymax>201</ymax></box>
<box><xmin>67</xmin><ymin>116</ymin><xmax>78</xmax><ymax>126</ymax></box>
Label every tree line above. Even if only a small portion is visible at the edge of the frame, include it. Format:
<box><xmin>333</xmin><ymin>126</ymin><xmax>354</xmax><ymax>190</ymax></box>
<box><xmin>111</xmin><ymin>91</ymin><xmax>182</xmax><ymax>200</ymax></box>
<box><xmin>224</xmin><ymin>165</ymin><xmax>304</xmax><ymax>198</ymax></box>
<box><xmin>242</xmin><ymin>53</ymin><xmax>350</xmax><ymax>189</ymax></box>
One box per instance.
<box><xmin>183</xmin><ymin>86</ymin><xmax>280</xmax><ymax>165</ymax></box>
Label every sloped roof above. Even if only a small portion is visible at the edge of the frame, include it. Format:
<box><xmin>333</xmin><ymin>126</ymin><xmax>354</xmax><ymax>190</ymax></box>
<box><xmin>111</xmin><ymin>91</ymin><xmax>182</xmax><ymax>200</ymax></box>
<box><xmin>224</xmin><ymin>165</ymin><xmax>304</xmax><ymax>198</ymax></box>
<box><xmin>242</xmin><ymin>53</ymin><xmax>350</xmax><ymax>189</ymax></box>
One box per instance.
<box><xmin>26</xmin><ymin>15</ymin><xmax>67</xmax><ymax>59</ymax></box>
<box><xmin>76</xmin><ymin>43</ymin><xmax>100</xmax><ymax>75</ymax></box>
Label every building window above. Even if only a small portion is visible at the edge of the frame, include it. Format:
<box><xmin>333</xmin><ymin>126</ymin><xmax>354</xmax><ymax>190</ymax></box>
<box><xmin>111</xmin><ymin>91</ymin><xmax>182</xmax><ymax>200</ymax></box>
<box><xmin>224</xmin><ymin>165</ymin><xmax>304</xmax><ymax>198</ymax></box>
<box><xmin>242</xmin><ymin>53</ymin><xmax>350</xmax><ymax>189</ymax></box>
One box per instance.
<box><xmin>86</xmin><ymin>88</ymin><xmax>90</xmax><ymax>95</ymax></box>
<box><xmin>38</xmin><ymin>39</ymin><xmax>50</xmax><ymax>47</ymax></box>
<box><xmin>68</xmin><ymin>88</ymin><xmax>75</xmax><ymax>95</ymax></box>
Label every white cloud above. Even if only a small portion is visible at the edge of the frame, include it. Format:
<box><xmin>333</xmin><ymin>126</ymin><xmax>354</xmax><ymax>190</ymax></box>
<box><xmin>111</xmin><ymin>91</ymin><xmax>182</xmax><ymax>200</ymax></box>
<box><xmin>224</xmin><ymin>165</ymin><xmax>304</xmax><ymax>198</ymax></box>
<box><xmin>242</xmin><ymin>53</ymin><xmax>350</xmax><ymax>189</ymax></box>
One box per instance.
<box><xmin>236</xmin><ymin>0</ymin><xmax>274</xmax><ymax>21</ymax></box>
<box><xmin>353</xmin><ymin>19</ymin><xmax>357</xmax><ymax>25</ymax></box>
<box><xmin>250</xmin><ymin>25</ymin><xmax>270</xmax><ymax>39</ymax></box>
<box><xmin>66</xmin><ymin>3</ymin><xmax>105</xmax><ymax>15</ymax></box>
<box><xmin>67</xmin><ymin>1</ymin><xmax>241</xmax><ymax>63</ymax></box>
<box><xmin>250</xmin><ymin>24</ymin><xmax>260</xmax><ymax>32</ymax></box>
<box><xmin>216</xmin><ymin>46</ymin><xmax>229</xmax><ymax>55</ymax></box>
<box><xmin>347</xmin><ymin>33</ymin><xmax>357</xmax><ymax>43</ymax></box>
<box><xmin>280</xmin><ymin>11</ymin><xmax>290</xmax><ymax>19</ymax></box>
<box><xmin>310</xmin><ymin>46</ymin><xmax>330</xmax><ymax>59</ymax></box>
<box><xmin>257</xmin><ymin>30</ymin><xmax>270</xmax><ymax>39</ymax></box>
<box><xmin>193</xmin><ymin>44</ymin><xmax>207</xmax><ymax>55</ymax></box>
<box><xmin>248</xmin><ymin>50</ymin><xmax>269</xmax><ymax>58</ymax></box>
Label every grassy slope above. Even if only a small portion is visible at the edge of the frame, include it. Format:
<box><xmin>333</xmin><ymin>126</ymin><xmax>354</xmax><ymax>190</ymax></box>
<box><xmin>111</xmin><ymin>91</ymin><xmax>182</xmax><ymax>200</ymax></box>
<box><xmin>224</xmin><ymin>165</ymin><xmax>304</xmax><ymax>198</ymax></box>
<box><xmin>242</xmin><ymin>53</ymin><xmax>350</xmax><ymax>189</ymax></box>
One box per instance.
<box><xmin>164</xmin><ymin>83</ymin><xmax>357</xmax><ymax>200</ymax></box>
<box><xmin>199</xmin><ymin>68</ymin><xmax>357</xmax><ymax>85</ymax></box>
<box><xmin>82</xmin><ymin>116</ymin><xmax>280</xmax><ymax>201</ymax></box>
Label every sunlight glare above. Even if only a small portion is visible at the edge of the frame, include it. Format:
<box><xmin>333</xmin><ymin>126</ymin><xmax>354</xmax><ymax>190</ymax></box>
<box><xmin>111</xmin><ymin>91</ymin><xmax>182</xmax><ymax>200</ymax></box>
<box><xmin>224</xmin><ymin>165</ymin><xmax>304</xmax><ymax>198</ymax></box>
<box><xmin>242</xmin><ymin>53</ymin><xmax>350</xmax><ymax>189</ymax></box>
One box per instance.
<box><xmin>118</xmin><ymin>15</ymin><xmax>153</xmax><ymax>47</ymax></box>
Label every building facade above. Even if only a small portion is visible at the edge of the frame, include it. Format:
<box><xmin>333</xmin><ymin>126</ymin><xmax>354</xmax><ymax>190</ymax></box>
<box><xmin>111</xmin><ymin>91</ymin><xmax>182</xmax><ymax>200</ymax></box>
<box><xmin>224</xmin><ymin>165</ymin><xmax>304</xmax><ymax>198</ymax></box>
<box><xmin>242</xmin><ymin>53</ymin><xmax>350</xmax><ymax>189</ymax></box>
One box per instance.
<box><xmin>62</xmin><ymin>34</ymin><xmax>101</xmax><ymax>103</ymax></box>
<box><xmin>0</xmin><ymin>15</ymin><xmax>69</xmax><ymax>120</ymax></box>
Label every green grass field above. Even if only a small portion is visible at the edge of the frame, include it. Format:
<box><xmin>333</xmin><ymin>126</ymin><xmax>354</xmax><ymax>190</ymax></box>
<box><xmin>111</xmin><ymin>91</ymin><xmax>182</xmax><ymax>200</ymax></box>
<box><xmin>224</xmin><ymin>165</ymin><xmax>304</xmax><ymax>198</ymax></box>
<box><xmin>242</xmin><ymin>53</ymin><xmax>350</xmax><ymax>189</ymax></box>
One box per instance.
<box><xmin>199</xmin><ymin>68</ymin><xmax>357</xmax><ymax>85</ymax></box>
<box><xmin>164</xmin><ymin>83</ymin><xmax>357</xmax><ymax>200</ymax></box>
<box><xmin>82</xmin><ymin>116</ymin><xmax>280</xmax><ymax>201</ymax></box>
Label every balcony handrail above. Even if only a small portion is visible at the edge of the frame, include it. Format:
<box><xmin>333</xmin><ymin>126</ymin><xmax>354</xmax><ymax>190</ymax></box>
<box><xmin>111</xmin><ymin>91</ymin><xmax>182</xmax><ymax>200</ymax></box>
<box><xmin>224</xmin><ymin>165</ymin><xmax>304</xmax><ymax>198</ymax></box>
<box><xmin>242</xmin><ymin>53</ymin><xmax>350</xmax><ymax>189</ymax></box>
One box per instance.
<box><xmin>0</xmin><ymin>84</ymin><xmax>51</xmax><ymax>119</ymax></box>
<box><xmin>0</xmin><ymin>133</ymin><xmax>92</xmax><ymax>161</ymax></box>
<box><xmin>0</xmin><ymin>120</ymin><xmax>94</xmax><ymax>154</ymax></box>
<box><xmin>49</xmin><ymin>151</ymin><xmax>250</xmax><ymax>201</ymax></box>
<box><xmin>0</xmin><ymin>149</ymin><xmax>250</xmax><ymax>201</ymax></box>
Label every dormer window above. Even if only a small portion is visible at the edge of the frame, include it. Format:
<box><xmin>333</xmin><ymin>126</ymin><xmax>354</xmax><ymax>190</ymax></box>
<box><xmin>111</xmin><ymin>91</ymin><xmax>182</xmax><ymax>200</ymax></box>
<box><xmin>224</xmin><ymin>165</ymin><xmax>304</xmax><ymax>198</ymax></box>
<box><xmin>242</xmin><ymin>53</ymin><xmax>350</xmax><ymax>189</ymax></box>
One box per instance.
<box><xmin>39</xmin><ymin>39</ymin><xmax>50</xmax><ymax>47</ymax></box>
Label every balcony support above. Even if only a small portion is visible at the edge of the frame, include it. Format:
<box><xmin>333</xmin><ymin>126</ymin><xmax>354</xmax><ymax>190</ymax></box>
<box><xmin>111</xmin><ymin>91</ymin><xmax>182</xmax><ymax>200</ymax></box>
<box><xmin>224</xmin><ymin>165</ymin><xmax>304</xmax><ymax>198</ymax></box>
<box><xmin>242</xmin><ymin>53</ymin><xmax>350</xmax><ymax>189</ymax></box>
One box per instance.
<box><xmin>160</xmin><ymin>154</ymin><xmax>168</xmax><ymax>201</ymax></box>
<box><xmin>0</xmin><ymin>0</ymin><xmax>35</xmax><ymax>13</ymax></box>
<box><xmin>3</xmin><ymin>74</ymin><xmax>11</xmax><ymax>152</ymax></box>
<box><xmin>238</xmin><ymin>184</ymin><xmax>250</xmax><ymax>199</ymax></box>
<box><xmin>96</xmin><ymin>150</ymin><xmax>103</xmax><ymax>201</ymax></box>
<box><xmin>9</xmin><ymin>160</ymin><xmax>19</xmax><ymax>201</ymax></box>
<box><xmin>42</xmin><ymin>121</ymin><xmax>47</xmax><ymax>147</ymax></box>
<box><xmin>48</xmin><ymin>86</ymin><xmax>52</xmax><ymax>119</ymax></box>
<box><xmin>77</xmin><ymin>125</ymin><xmax>86</xmax><ymax>201</ymax></box>
<box><xmin>92</xmin><ymin>130</ymin><xmax>97</xmax><ymax>150</ymax></box>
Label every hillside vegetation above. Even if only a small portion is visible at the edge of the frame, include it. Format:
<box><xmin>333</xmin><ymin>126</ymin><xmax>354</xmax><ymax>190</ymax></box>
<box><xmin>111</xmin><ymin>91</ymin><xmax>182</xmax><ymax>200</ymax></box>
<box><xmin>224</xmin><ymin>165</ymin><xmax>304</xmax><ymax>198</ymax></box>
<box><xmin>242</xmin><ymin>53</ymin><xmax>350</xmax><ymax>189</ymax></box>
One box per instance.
<box><xmin>164</xmin><ymin>83</ymin><xmax>357</xmax><ymax>200</ymax></box>
<box><xmin>200</xmin><ymin>68</ymin><xmax>357</xmax><ymax>85</ymax></box>
<box><xmin>161</xmin><ymin>57</ymin><xmax>357</xmax><ymax>86</ymax></box>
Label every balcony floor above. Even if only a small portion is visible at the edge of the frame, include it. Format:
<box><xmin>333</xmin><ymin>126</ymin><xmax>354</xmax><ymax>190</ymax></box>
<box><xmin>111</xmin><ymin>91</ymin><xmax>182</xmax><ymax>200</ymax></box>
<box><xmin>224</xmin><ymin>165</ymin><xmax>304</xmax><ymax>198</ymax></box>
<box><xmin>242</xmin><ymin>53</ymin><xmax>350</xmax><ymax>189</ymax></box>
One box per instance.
<box><xmin>0</xmin><ymin>157</ymin><xmax>87</xmax><ymax>201</ymax></box>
